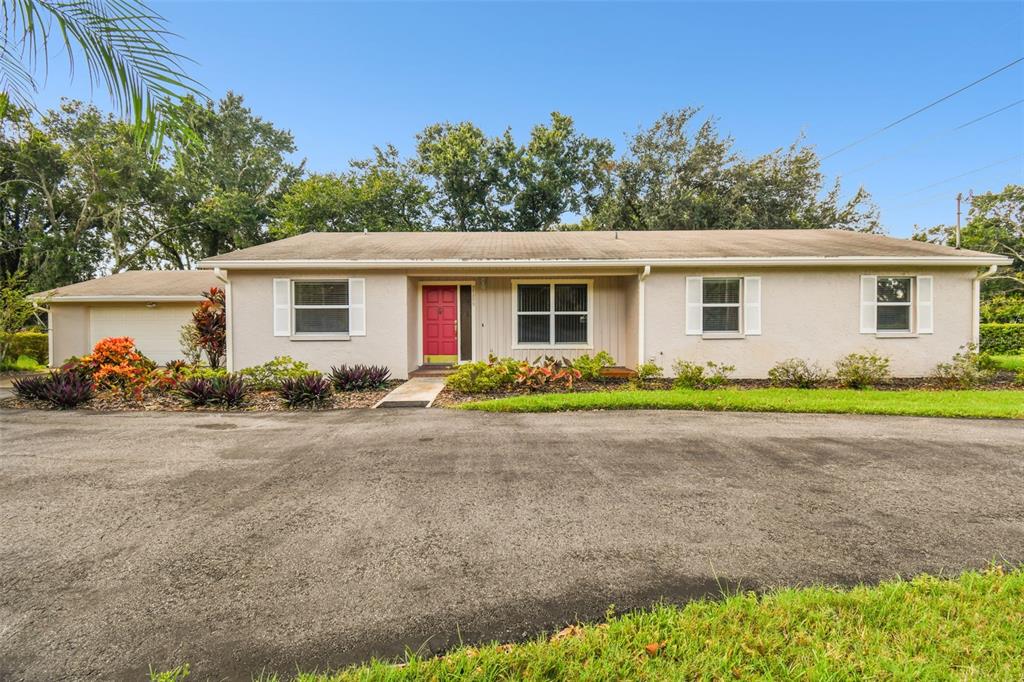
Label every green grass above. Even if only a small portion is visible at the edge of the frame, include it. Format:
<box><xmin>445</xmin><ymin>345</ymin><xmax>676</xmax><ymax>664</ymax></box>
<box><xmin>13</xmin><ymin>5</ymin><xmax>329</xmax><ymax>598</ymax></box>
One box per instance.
<box><xmin>460</xmin><ymin>387</ymin><xmax>1024</xmax><ymax>419</ymax></box>
<box><xmin>992</xmin><ymin>354</ymin><xmax>1024</xmax><ymax>372</ymax></box>
<box><xmin>157</xmin><ymin>568</ymin><xmax>1024</xmax><ymax>681</ymax></box>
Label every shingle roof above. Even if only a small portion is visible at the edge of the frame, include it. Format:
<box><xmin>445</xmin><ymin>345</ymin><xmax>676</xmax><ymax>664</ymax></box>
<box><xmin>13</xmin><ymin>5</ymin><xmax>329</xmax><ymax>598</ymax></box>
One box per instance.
<box><xmin>199</xmin><ymin>229</ymin><xmax>1008</xmax><ymax>267</ymax></box>
<box><xmin>34</xmin><ymin>270</ymin><xmax>221</xmax><ymax>300</ymax></box>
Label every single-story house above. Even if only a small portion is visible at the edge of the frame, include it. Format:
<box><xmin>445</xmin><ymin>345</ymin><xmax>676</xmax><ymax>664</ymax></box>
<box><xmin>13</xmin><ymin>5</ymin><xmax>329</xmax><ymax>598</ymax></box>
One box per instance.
<box><xmin>37</xmin><ymin>270</ymin><xmax>222</xmax><ymax>365</ymax></box>
<box><xmin>38</xmin><ymin>230</ymin><xmax>1010</xmax><ymax>378</ymax></box>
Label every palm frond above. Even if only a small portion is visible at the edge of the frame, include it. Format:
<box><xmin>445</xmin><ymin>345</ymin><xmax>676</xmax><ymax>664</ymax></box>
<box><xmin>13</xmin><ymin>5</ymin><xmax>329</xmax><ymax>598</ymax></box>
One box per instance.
<box><xmin>0</xmin><ymin>0</ymin><xmax>205</xmax><ymax>149</ymax></box>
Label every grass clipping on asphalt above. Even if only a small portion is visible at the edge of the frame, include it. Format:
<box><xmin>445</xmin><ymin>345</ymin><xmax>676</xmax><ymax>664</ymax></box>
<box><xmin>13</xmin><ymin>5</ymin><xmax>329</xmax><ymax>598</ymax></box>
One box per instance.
<box><xmin>458</xmin><ymin>388</ymin><xmax>1024</xmax><ymax>419</ymax></box>
<box><xmin>156</xmin><ymin>567</ymin><xmax>1024</xmax><ymax>681</ymax></box>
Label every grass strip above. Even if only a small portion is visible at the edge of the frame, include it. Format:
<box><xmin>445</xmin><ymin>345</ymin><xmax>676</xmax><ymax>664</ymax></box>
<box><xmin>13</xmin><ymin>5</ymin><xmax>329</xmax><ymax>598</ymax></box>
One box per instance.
<box><xmin>459</xmin><ymin>387</ymin><xmax>1024</xmax><ymax>419</ymax></box>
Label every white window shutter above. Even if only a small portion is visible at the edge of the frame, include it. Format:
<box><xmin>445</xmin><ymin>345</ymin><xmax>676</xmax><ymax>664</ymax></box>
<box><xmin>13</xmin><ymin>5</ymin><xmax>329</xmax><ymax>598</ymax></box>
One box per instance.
<box><xmin>917</xmin><ymin>276</ymin><xmax>934</xmax><ymax>334</ymax></box>
<box><xmin>860</xmin><ymin>275</ymin><xmax>877</xmax><ymax>334</ymax></box>
<box><xmin>273</xmin><ymin>278</ymin><xmax>290</xmax><ymax>336</ymax></box>
<box><xmin>349</xmin><ymin>278</ymin><xmax>366</xmax><ymax>336</ymax></box>
<box><xmin>744</xmin><ymin>277</ymin><xmax>762</xmax><ymax>335</ymax></box>
<box><xmin>685</xmin><ymin>276</ymin><xmax>703</xmax><ymax>335</ymax></box>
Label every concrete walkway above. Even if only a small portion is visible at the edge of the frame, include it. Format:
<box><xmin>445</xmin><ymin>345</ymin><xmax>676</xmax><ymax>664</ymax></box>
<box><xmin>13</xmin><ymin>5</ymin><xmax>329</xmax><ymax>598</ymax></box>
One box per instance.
<box><xmin>375</xmin><ymin>376</ymin><xmax>446</xmax><ymax>407</ymax></box>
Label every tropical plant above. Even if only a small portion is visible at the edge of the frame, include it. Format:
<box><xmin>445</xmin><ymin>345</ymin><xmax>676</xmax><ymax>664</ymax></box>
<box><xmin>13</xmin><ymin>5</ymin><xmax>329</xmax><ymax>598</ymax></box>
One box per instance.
<box><xmin>0</xmin><ymin>0</ymin><xmax>203</xmax><ymax>149</ymax></box>
<box><xmin>84</xmin><ymin>336</ymin><xmax>152</xmax><ymax>398</ymax></box>
<box><xmin>570</xmin><ymin>351</ymin><xmax>615</xmax><ymax>381</ymax></box>
<box><xmin>238</xmin><ymin>356</ymin><xmax>311</xmax><ymax>390</ymax></box>
<box><xmin>178</xmin><ymin>323</ymin><xmax>203</xmax><ymax>365</ymax></box>
<box><xmin>768</xmin><ymin>358</ymin><xmax>829</xmax><ymax>388</ymax></box>
<box><xmin>177</xmin><ymin>376</ymin><xmax>217</xmax><ymax>406</ymax></box>
<box><xmin>629</xmin><ymin>361</ymin><xmax>663</xmax><ymax>389</ymax></box>
<box><xmin>330</xmin><ymin>364</ymin><xmax>391</xmax><ymax>391</ymax></box>
<box><xmin>12</xmin><ymin>373</ymin><xmax>48</xmax><ymax>400</ymax></box>
<box><xmin>39</xmin><ymin>370</ymin><xmax>94</xmax><ymax>408</ymax></box>
<box><xmin>514</xmin><ymin>356</ymin><xmax>582</xmax><ymax>391</ymax></box>
<box><xmin>445</xmin><ymin>361</ymin><xmax>507</xmax><ymax>394</ymax></box>
<box><xmin>277</xmin><ymin>373</ymin><xmax>333</xmax><ymax>407</ymax></box>
<box><xmin>834</xmin><ymin>352</ymin><xmax>891</xmax><ymax>389</ymax></box>
<box><xmin>931</xmin><ymin>344</ymin><xmax>998</xmax><ymax>389</ymax></box>
<box><xmin>211</xmin><ymin>374</ymin><xmax>247</xmax><ymax>407</ymax></box>
<box><xmin>191</xmin><ymin>287</ymin><xmax>226</xmax><ymax>369</ymax></box>
<box><xmin>671</xmin><ymin>360</ymin><xmax>735</xmax><ymax>389</ymax></box>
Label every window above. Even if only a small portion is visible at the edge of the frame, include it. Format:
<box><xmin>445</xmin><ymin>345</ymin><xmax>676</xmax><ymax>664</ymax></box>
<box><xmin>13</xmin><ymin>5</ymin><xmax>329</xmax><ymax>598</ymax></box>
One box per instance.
<box><xmin>293</xmin><ymin>280</ymin><xmax>349</xmax><ymax>335</ymax></box>
<box><xmin>516</xmin><ymin>282</ymin><xmax>589</xmax><ymax>345</ymax></box>
<box><xmin>702</xmin><ymin>278</ymin><xmax>741</xmax><ymax>333</ymax></box>
<box><xmin>876</xmin><ymin>277</ymin><xmax>912</xmax><ymax>332</ymax></box>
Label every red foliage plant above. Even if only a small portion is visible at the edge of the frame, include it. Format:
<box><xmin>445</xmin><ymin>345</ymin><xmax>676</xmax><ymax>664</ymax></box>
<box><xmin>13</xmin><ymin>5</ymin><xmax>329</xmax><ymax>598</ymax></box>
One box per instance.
<box><xmin>84</xmin><ymin>336</ymin><xmax>151</xmax><ymax>399</ymax></box>
<box><xmin>193</xmin><ymin>287</ymin><xmax>226</xmax><ymax>369</ymax></box>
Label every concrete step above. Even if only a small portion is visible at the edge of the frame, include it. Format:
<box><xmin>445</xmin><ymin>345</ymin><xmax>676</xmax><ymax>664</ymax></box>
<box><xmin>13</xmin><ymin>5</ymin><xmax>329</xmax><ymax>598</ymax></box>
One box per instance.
<box><xmin>375</xmin><ymin>376</ymin><xmax>446</xmax><ymax>408</ymax></box>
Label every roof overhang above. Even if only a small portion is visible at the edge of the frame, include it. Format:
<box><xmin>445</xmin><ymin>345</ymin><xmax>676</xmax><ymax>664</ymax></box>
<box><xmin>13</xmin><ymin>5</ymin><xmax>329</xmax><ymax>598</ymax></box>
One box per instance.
<box><xmin>32</xmin><ymin>295</ymin><xmax>206</xmax><ymax>304</ymax></box>
<box><xmin>198</xmin><ymin>255</ymin><xmax>1013</xmax><ymax>270</ymax></box>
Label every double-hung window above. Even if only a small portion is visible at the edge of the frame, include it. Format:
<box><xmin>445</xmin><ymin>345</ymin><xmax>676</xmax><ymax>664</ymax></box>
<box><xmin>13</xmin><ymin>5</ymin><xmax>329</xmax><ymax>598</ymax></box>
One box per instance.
<box><xmin>516</xmin><ymin>282</ymin><xmax>589</xmax><ymax>346</ymax></box>
<box><xmin>702</xmin><ymin>278</ymin><xmax>742</xmax><ymax>333</ymax></box>
<box><xmin>876</xmin><ymin>277</ymin><xmax>912</xmax><ymax>332</ymax></box>
<box><xmin>293</xmin><ymin>280</ymin><xmax>350</xmax><ymax>335</ymax></box>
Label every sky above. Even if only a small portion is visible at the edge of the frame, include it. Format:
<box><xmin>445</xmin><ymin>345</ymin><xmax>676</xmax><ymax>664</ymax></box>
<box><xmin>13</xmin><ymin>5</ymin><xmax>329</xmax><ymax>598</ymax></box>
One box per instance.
<box><xmin>33</xmin><ymin>0</ymin><xmax>1024</xmax><ymax>237</ymax></box>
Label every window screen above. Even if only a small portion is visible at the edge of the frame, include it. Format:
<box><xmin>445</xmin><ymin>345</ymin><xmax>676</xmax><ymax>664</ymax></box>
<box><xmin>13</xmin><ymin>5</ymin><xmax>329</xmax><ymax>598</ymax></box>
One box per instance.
<box><xmin>702</xmin><ymin>278</ymin><xmax>741</xmax><ymax>333</ymax></box>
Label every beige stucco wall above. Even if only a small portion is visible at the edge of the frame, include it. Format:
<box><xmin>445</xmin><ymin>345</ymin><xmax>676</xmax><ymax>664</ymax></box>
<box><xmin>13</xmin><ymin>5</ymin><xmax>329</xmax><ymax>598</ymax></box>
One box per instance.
<box><xmin>228</xmin><ymin>270</ymin><xmax>411</xmax><ymax>377</ymax></box>
<box><xmin>642</xmin><ymin>267</ymin><xmax>979</xmax><ymax>378</ymax></box>
<box><xmin>49</xmin><ymin>304</ymin><xmax>90</xmax><ymax>366</ymax></box>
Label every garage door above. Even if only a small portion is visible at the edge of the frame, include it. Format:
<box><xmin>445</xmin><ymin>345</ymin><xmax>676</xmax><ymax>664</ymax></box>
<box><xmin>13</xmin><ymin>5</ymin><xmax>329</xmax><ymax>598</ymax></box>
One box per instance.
<box><xmin>89</xmin><ymin>304</ymin><xmax>195</xmax><ymax>365</ymax></box>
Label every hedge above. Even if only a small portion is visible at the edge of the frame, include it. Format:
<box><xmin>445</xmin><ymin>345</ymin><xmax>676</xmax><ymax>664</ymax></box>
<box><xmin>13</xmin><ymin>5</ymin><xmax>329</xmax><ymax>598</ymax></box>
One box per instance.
<box><xmin>1</xmin><ymin>331</ymin><xmax>48</xmax><ymax>364</ymax></box>
<box><xmin>980</xmin><ymin>323</ymin><xmax>1024</xmax><ymax>354</ymax></box>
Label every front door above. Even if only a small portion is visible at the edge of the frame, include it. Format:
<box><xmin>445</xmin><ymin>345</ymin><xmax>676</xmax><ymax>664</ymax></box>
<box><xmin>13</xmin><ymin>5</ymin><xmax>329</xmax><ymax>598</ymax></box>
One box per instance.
<box><xmin>423</xmin><ymin>285</ymin><xmax>458</xmax><ymax>364</ymax></box>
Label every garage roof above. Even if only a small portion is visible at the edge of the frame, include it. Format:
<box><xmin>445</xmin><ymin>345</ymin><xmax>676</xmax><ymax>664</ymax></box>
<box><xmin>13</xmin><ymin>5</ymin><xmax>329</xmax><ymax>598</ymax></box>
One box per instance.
<box><xmin>199</xmin><ymin>229</ymin><xmax>1010</xmax><ymax>269</ymax></box>
<box><xmin>34</xmin><ymin>270</ymin><xmax>222</xmax><ymax>302</ymax></box>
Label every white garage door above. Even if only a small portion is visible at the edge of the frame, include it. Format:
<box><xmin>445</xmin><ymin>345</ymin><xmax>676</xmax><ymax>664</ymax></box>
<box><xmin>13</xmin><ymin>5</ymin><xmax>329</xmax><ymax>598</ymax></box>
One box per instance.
<box><xmin>89</xmin><ymin>304</ymin><xmax>195</xmax><ymax>365</ymax></box>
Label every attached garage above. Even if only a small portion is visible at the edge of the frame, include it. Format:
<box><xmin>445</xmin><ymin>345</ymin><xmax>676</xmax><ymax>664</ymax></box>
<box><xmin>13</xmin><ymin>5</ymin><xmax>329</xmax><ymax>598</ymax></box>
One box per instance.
<box><xmin>36</xmin><ymin>271</ymin><xmax>222</xmax><ymax>366</ymax></box>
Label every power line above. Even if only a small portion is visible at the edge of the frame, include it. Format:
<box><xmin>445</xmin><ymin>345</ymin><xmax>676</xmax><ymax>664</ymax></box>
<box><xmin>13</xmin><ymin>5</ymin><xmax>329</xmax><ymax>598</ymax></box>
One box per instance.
<box><xmin>822</xmin><ymin>57</ymin><xmax>1024</xmax><ymax>161</ymax></box>
<box><xmin>895</xmin><ymin>154</ymin><xmax>1024</xmax><ymax>198</ymax></box>
<box><xmin>841</xmin><ymin>98</ymin><xmax>1024</xmax><ymax>175</ymax></box>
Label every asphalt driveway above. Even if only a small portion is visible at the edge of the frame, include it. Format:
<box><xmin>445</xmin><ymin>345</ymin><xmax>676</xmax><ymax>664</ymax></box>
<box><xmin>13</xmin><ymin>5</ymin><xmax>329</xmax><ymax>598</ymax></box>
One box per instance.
<box><xmin>2</xmin><ymin>408</ymin><xmax>1023</xmax><ymax>680</ymax></box>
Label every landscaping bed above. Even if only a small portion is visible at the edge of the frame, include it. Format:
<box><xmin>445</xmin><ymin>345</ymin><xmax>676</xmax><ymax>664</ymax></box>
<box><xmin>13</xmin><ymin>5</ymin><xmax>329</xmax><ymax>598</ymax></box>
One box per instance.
<box><xmin>0</xmin><ymin>382</ymin><xmax>400</xmax><ymax>412</ymax></box>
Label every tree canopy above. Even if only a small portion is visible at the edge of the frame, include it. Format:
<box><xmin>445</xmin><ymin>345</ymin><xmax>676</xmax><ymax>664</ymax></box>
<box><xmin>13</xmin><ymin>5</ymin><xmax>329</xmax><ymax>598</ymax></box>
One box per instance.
<box><xmin>3</xmin><ymin>97</ymin><xmax>892</xmax><ymax>292</ymax></box>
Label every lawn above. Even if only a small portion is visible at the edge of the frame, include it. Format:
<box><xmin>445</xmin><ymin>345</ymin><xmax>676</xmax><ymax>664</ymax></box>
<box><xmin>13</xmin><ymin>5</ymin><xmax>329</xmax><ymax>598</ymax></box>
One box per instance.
<box><xmin>460</xmin><ymin>387</ymin><xmax>1024</xmax><ymax>419</ymax></box>
<box><xmin>992</xmin><ymin>354</ymin><xmax>1024</xmax><ymax>372</ymax></box>
<box><xmin>155</xmin><ymin>568</ymin><xmax>1024</xmax><ymax>681</ymax></box>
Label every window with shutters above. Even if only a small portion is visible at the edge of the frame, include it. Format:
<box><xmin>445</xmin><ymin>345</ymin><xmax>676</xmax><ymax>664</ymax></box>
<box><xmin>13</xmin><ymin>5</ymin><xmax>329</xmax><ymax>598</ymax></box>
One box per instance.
<box><xmin>876</xmin><ymin>277</ymin><xmax>912</xmax><ymax>333</ymax></box>
<box><xmin>514</xmin><ymin>281</ymin><xmax>590</xmax><ymax>346</ymax></box>
<box><xmin>292</xmin><ymin>280</ymin><xmax>350</xmax><ymax>335</ymax></box>
<box><xmin>702</xmin><ymin>278</ymin><xmax>742</xmax><ymax>333</ymax></box>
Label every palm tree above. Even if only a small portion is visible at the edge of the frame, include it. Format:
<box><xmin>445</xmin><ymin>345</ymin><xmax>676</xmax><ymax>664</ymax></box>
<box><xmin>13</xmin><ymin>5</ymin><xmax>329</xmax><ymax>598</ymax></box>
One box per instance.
<box><xmin>0</xmin><ymin>0</ymin><xmax>204</xmax><ymax>148</ymax></box>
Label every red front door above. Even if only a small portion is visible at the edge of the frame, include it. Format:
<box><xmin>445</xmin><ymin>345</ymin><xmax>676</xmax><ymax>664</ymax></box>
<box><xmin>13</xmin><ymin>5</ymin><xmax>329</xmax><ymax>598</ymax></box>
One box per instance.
<box><xmin>423</xmin><ymin>285</ymin><xmax>458</xmax><ymax>364</ymax></box>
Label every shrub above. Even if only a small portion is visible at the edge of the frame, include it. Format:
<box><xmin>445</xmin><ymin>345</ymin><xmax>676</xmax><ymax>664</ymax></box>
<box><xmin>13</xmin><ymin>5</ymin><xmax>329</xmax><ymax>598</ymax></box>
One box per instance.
<box><xmin>514</xmin><ymin>356</ymin><xmax>582</xmax><ymax>391</ymax></box>
<box><xmin>238</xmin><ymin>356</ymin><xmax>312</xmax><ymax>390</ymax></box>
<box><xmin>446</xmin><ymin>361</ymin><xmax>507</xmax><ymax>394</ymax></box>
<box><xmin>146</xmin><ymin>368</ymin><xmax>182</xmax><ymax>393</ymax></box>
<box><xmin>181</xmin><ymin>365</ymin><xmax>228</xmax><ymax>381</ymax></box>
<box><xmin>40</xmin><ymin>371</ymin><xmax>94</xmax><ymax>408</ymax></box>
<box><xmin>0</xmin><ymin>331</ymin><xmax>48</xmax><ymax>364</ymax></box>
<box><xmin>278</xmin><ymin>373</ymin><xmax>333</xmax><ymax>407</ymax></box>
<box><xmin>212</xmin><ymin>375</ymin><xmax>248</xmax><ymax>407</ymax></box>
<box><xmin>931</xmin><ymin>344</ymin><xmax>998</xmax><ymax>389</ymax></box>
<box><xmin>178</xmin><ymin>323</ymin><xmax>203</xmax><ymax>366</ymax></box>
<box><xmin>85</xmin><ymin>337</ymin><xmax>152</xmax><ymax>399</ymax></box>
<box><xmin>330</xmin><ymin>364</ymin><xmax>391</xmax><ymax>391</ymax></box>
<box><xmin>629</xmin><ymin>361</ymin><xmax>663</xmax><ymax>389</ymax></box>
<box><xmin>178</xmin><ymin>377</ymin><xmax>218</xmax><ymax>406</ymax></box>
<box><xmin>570</xmin><ymin>352</ymin><xmax>615</xmax><ymax>381</ymax></box>
<box><xmin>59</xmin><ymin>356</ymin><xmax>94</xmax><ymax>380</ymax></box>
<box><xmin>834</xmin><ymin>352</ymin><xmax>891</xmax><ymax>389</ymax></box>
<box><xmin>671</xmin><ymin>360</ymin><xmax>734</xmax><ymax>389</ymax></box>
<box><xmin>980</xmin><ymin>293</ymin><xmax>1024</xmax><ymax>324</ymax></box>
<box><xmin>191</xmin><ymin>288</ymin><xmax>226</xmax><ymax>369</ymax></box>
<box><xmin>979</xmin><ymin>323</ymin><xmax>1024</xmax><ymax>354</ymax></box>
<box><xmin>1016</xmin><ymin>369</ymin><xmax>1024</xmax><ymax>386</ymax></box>
<box><xmin>768</xmin><ymin>358</ymin><xmax>829</xmax><ymax>388</ymax></box>
<box><xmin>2</xmin><ymin>354</ymin><xmax>42</xmax><ymax>371</ymax></box>
<box><xmin>12</xmin><ymin>374</ymin><xmax>50</xmax><ymax>400</ymax></box>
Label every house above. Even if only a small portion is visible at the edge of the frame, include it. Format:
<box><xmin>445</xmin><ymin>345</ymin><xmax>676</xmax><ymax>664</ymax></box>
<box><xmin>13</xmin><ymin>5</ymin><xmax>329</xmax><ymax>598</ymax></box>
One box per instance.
<box><xmin>37</xmin><ymin>270</ymin><xmax>222</xmax><ymax>365</ymax></box>
<box><xmin>39</xmin><ymin>230</ymin><xmax>1010</xmax><ymax>378</ymax></box>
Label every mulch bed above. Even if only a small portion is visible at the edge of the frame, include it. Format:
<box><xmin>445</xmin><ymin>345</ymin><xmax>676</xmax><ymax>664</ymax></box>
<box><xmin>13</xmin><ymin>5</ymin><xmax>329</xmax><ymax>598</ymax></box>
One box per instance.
<box><xmin>434</xmin><ymin>372</ymin><xmax>1024</xmax><ymax>407</ymax></box>
<box><xmin>0</xmin><ymin>381</ymin><xmax>403</xmax><ymax>412</ymax></box>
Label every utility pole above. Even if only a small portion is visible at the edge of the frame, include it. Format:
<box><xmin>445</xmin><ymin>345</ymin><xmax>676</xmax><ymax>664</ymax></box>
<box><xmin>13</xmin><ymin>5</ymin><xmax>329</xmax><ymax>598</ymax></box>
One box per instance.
<box><xmin>955</xmin><ymin>192</ymin><xmax>963</xmax><ymax>249</ymax></box>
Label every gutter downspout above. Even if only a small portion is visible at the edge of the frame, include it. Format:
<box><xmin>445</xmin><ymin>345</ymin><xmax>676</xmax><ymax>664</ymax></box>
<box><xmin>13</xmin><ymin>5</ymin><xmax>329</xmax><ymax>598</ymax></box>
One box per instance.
<box><xmin>638</xmin><ymin>265</ymin><xmax>651</xmax><ymax>367</ymax></box>
<box><xmin>214</xmin><ymin>268</ymin><xmax>233</xmax><ymax>372</ymax></box>
<box><xmin>972</xmin><ymin>265</ymin><xmax>998</xmax><ymax>347</ymax></box>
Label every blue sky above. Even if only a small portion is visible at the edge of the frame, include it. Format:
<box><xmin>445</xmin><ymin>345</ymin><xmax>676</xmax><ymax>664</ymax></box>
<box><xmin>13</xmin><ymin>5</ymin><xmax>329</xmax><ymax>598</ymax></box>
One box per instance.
<box><xmin>36</xmin><ymin>1</ymin><xmax>1024</xmax><ymax>236</ymax></box>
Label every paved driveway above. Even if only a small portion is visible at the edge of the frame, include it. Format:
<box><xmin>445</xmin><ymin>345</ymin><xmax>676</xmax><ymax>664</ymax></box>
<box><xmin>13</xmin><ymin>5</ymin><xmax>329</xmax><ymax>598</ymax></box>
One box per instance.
<box><xmin>1</xmin><ymin>408</ymin><xmax>1023</xmax><ymax>680</ymax></box>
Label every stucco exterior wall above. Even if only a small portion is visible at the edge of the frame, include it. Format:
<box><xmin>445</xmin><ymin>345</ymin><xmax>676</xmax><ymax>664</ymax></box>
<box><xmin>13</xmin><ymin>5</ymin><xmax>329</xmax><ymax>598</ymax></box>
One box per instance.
<box><xmin>642</xmin><ymin>267</ymin><xmax>978</xmax><ymax>377</ymax></box>
<box><xmin>49</xmin><ymin>304</ymin><xmax>90</xmax><ymax>366</ymax></box>
<box><xmin>228</xmin><ymin>270</ymin><xmax>411</xmax><ymax>377</ymax></box>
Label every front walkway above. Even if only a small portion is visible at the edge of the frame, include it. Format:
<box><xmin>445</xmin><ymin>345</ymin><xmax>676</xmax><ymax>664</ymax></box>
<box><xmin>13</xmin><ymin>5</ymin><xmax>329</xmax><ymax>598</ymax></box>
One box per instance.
<box><xmin>375</xmin><ymin>376</ymin><xmax>446</xmax><ymax>407</ymax></box>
